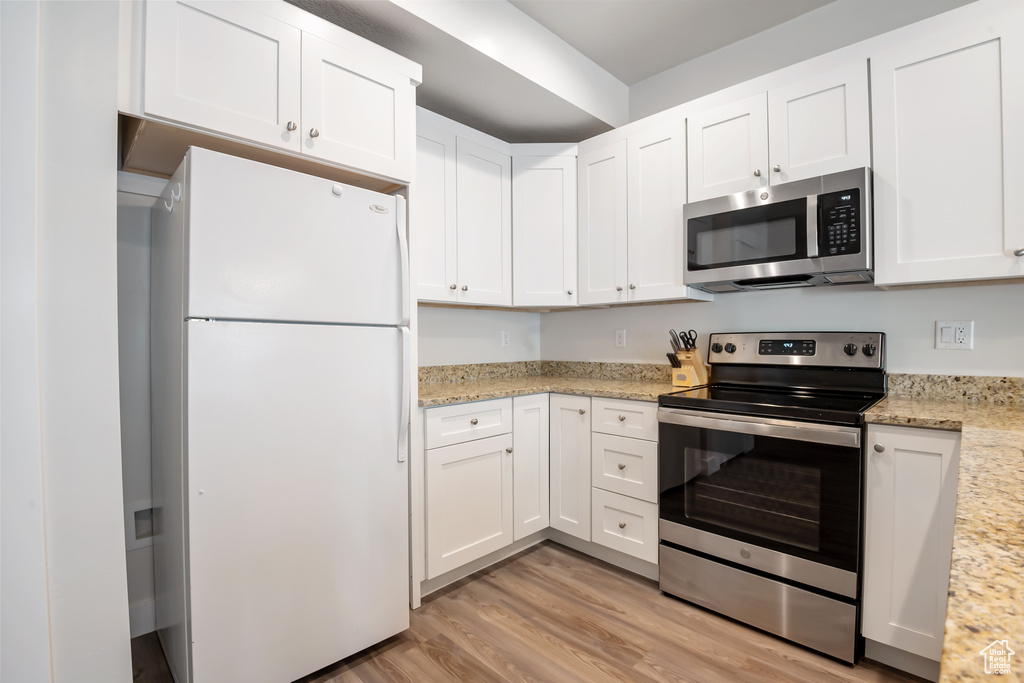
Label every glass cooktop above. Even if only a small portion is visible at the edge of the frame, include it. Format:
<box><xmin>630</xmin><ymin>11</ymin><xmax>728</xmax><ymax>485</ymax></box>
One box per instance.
<box><xmin>659</xmin><ymin>384</ymin><xmax>884</xmax><ymax>426</ymax></box>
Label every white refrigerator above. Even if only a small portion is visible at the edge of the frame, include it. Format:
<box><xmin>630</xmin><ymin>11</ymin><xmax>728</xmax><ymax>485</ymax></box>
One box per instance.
<box><xmin>150</xmin><ymin>148</ymin><xmax>410</xmax><ymax>683</ymax></box>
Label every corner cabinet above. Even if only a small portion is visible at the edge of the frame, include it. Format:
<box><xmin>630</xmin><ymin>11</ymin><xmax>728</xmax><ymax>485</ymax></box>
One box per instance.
<box><xmin>687</xmin><ymin>61</ymin><xmax>870</xmax><ymax>202</ymax></box>
<box><xmin>141</xmin><ymin>0</ymin><xmax>416</xmax><ymax>183</ymax></box>
<box><xmin>862</xmin><ymin>424</ymin><xmax>961</xmax><ymax>663</ymax></box>
<box><xmin>578</xmin><ymin>122</ymin><xmax>711</xmax><ymax>305</ymax></box>
<box><xmin>413</xmin><ymin>111</ymin><xmax>512</xmax><ymax>306</ymax></box>
<box><xmin>512</xmin><ymin>152</ymin><xmax>578</xmax><ymax>307</ymax></box>
<box><xmin>871</xmin><ymin>9</ymin><xmax>1024</xmax><ymax>286</ymax></box>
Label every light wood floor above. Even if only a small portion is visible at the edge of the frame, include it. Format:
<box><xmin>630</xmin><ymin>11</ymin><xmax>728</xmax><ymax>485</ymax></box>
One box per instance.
<box><xmin>133</xmin><ymin>541</ymin><xmax>924</xmax><ymax>682</ymax></box>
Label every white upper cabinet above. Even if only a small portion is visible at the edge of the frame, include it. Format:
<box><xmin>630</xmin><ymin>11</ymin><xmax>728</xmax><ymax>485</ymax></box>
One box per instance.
<box><xmin>578</xmin><ymin>141</ymin><xmax>628</xmax><ymax>305</ymax></box>
<box><xmin>513</xmin><ymin>153</ymin><xmax>578</xmax><ymax>307</ymax></box>
<box><xmin>142</xmin><ymin>0</ymin><xmax>417</xmax><ymax>183</ymax></box>
<box><xmin>871</xmin><ymin>10</ymin><xmax>1024</xmax><ymax>285</ymax></box>
<box><xmin>687</xmin><ymin>62</ymin><xmax>870</xmax><ymax>202</ymax></box>
<box><xmin>455</xmin><ymin>139</ymin><xmax>513</xmax><ymax>306</ymax></box>
<box><xmin>579</xmin><ymin>127</ymin><xmax>712</xmax><ymax>305</ymax></box>
<box><xmin>144</xmin><ymin>1</ymin><xmax>302</xmax><ymax>152</ymax></box>
<box><xmin>412</xmin><ymin>126</ymin><xmax>458</xmax><ymax>303</ymax></box>
<box><xmin>300</xmin><ymin>33</ymin><xmax>414</xmax><ymax>181</ymax></box>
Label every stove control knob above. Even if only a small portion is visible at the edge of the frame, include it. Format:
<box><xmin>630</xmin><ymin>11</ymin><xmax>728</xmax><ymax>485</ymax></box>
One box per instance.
<box><xmin>843</xmin><ymin>343</ymin><xmax>858</xmax><ymax>356</ymax></box>
<box><xmin>724</xmin><ymin>343</ymin><xmax>737</xmax><ymax>353</ymax></box>
<box><xmin>862</xmin><ymin>343</ymin><xmax>877</xmax><ymax>357</ymax></box>
<box><xmin>711</xmin><ymin>343</ymin><xmax>723</xmax><ymax>353</ymax></box>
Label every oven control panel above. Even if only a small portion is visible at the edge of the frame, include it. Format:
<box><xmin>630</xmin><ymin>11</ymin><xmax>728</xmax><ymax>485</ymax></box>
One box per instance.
<box><xmin>709</xmin><ymin>332</ymin><xmax>884</xmax><ymax>368</ymax></box>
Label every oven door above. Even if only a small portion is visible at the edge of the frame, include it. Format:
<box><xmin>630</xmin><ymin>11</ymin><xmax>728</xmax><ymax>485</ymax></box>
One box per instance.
<box><xmin>658</xmin><ymin>407</ymin><xmax>862</xmax><ymax>597</ymax></box>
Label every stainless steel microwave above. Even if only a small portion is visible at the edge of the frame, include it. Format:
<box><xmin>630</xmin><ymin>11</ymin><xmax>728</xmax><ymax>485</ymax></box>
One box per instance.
<box><xmin>683</xmin><ymin>168</ymin><xmax>872</xmax><ymax>293</ymax></box>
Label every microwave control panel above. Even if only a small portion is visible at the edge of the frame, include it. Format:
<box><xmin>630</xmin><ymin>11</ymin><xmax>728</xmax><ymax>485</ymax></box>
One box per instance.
<box><xmin>818</xmin><ymin>189</ymin><xmax>860</xmax><ymax>257</ymax></box>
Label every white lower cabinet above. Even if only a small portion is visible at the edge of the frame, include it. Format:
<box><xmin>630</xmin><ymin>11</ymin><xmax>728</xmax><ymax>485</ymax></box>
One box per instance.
<box><xmin>424</xmin><ymin>395</ymin><xmax>548</xmax><ymax>579</ymax></box>
<box><xmin>862</xmin><ymin>424</ymin><xmax>961</xmax><ymax>664</ymax></box>
<box><xmin>549</xmin><ymin>394</ymin><xmax>593</xmax><ymax>540</ymax></box>
<box><xmin>591</xmin><ymin>489</ymin><xmax>659</xmax><ymax>564</ymax></box>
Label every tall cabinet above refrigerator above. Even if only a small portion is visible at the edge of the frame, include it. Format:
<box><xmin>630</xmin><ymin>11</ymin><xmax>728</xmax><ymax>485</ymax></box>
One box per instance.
<box><xmin>150</xmin><ymin>148</ymin><xmax>410</xmax><ymax>683</ymax></box>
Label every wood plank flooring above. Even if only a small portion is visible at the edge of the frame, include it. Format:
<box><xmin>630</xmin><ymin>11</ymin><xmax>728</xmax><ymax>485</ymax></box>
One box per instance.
<box><xmin>133</xmin><ymin>541</ymin><xmax>925</xmax><ymax>682</ymax></box>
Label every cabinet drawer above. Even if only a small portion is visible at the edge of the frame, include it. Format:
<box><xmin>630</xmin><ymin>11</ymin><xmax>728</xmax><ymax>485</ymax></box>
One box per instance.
<box><xmin>591</xmin><ymin>489</ymin><xmax>658</xmax><ymax>563</ymax></box>
<box><xmin>425</xmin><ymin>398</ymin><xmax>512</xmax><ymax>449</ymax></box>
<box><xmin>591</xmin><ymin>398</ymin><xmax>658</xmax><ymax>441</ymax></box>
<box><xmin>591</xmin><ymin>433</ymin><xmax>657</xmax><ymax>503</ymax></box>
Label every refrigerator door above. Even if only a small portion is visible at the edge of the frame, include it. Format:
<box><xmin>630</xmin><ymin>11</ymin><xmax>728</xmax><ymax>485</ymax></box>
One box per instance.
<box><xmin>185</xmin><ymin>147</ymin><xmax>404</xmax><ymax>325</ymax></box>
<box><xmin>186</xmin><ymin>320</ymin><xmax>408</xmax><ymax>683</ymax></box>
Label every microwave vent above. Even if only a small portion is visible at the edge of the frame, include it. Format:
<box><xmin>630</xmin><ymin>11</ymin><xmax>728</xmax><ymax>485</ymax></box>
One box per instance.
<box><xmin>702</xmin><ymin>283</ymin><xmax>742</xmax><ymax>293</ymax></box>
<box><xmin>825</xmin><ymin>272</ymin><xmax>872</xmax><ymax>284</ymax></box>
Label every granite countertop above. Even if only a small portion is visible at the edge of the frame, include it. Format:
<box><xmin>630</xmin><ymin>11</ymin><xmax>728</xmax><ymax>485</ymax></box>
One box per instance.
<box><xmin>418</xmin><ymin>375</ymin><xmax>677</xmax><ymax>406</ymax></box>
<box><xmin>866</xmin><ymin>397</ymin><xmax>1024</xmax><ymax>682</ymax></box>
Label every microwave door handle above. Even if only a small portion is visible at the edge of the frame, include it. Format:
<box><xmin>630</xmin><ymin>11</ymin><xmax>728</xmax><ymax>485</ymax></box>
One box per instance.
<box><xmin>806</xmin><ymin>195</ymin><xmax>819</xmax><ymax>258</ymax></box>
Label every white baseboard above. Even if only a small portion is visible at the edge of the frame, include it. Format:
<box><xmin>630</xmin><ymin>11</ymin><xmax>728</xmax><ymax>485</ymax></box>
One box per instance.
<box><xmin>129</xmin><ymin>598</ymin><xmax>156</xmax><ymax>638</ymax></box>
<box><xmin>420</xmin><ymin>531</ymin><xmax>547</xmax><ymax>598</ymax></box>
<box><xmin>546</xmin><ymin>529</ymin><xmax>659</xmax><ymax>581</ymax></box>
<box><xmin>864</xmin><ymin>639</ymin><xmax>940</xmax><ymax>682</ymax></box>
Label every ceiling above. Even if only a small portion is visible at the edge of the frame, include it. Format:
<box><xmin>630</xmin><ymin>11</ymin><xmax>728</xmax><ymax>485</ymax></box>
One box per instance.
<box><xmin>286</xmin><ymin>0</ymin><xmax>968</xmax><ymax>143</ymax></box>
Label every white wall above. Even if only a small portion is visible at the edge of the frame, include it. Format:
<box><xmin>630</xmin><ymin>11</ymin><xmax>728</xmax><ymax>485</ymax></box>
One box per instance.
<box><xmin>541</xmin><ymin>283</ymin><xmax>1024</xmax><ymax>377</ymax></box>
<box><xmin>34</xmin><ymin>2</ymin><xmax>133</xmax><ymax>681</ymax></box>
<box><xmin>1</xmin><ymin>2</ymin><xmax>54</xmax><ymax>680</ymax></box>
<box><xmin>628</xmin><ymin>0</ymin><xmax>977</xmax><ymax>121</ymax></box>
<box><xmin>418</xmin><ymin>306</ymin><xmax>541</xmax><ymax>365</ymax></box>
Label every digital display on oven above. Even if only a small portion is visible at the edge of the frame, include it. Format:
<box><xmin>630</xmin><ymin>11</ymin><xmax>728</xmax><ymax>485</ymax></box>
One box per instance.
<box><xmin>758</xmin><ymin>339</ymin><xmax>816</xmax><ymax>356</ymax></box>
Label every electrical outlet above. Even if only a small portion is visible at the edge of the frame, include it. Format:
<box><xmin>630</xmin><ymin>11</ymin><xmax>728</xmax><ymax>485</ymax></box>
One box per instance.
<box><xmin>934</xmin><ymin>320</ymin><xmax>974</xmax><ymax>350</ymax></box>
<box><xmin>615</xmin><ymin>329</ymin><xmax>626</xmax><ymax>348</ymax></box>
<box><xmin>501</xmin><ymin>331</ymin><xmax>510</xmax><ymax>348</ymax></box>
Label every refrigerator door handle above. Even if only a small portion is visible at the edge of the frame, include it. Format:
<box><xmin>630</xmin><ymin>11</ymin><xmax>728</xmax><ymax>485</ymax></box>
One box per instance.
<box><xmin>398</xmin><ymin>326</ymin><xmax>410</xmax><ymax>462</ymax></box>
<box><xmin>396</xmin><ymin>196</ymin><xmax>410</xmax><ymax>327</ymax></box>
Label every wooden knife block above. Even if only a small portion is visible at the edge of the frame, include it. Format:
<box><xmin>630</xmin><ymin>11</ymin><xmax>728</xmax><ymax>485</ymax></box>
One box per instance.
<box><xmin>672</xmin><ymin>349</ymin><xmax>709</xmax><ymax>388</ymax></box>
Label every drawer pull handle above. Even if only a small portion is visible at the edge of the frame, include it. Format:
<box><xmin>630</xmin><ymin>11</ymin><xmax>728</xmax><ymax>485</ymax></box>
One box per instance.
<box><xmin>618</xmin><ymin>415</ymin><xmax>626</xmax><ymax>422</ymax></box>
<box><xmin>617</xmin><ymin>463</ymin><xmax>625</xmax><ymax>470</ymax></box>
<box><xmin>618</xmin><ymin>522</ymin><xmax>626</xmax><ymax>529</ymax></box>
<box><xmin>873</xmin><ymin>443</ymin><xmax>884</xmax><ymax>453</ymax></box>
<box><xmin>470</xmin><ymin>418</ymin><xmax>478</xmax><ymax>425</ymax></box>
<box><xmin>579</xmin><ymin>408</ymin><xmax>586</xmax><ymax>415</ymax></box>
<box><xmin>506</xmin><ymin>447</ymin><xmax>513</xmax><ymax>454</ymax></box>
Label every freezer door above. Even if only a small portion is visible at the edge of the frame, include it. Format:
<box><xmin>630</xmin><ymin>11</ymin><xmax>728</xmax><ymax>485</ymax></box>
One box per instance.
<box><xmin>186</xmin><ymin>320</ymin><xmax>408</xmax><ymax>683</ymax></box>
<box><xmin>185</xmin><ymin>148</ymin><xmax>404</xmax><ymax>325</ymax></box>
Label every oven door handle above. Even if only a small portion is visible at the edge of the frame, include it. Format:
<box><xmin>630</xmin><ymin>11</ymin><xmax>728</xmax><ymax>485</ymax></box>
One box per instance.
<box><xmin>657</xmin><ymin>407</ymin><xmax>861</xmax><ymax>448</ymax></box>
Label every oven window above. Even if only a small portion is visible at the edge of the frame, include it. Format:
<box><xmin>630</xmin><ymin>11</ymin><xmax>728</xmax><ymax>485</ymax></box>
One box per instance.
<box><xmin>687</xmin><ymin>197</ymin><xmax>807</xmax><ymax>270</ymax></box>
<box><xmin>659</xmin><ymin>420</ymin><xmax>861</xmax><ymax>572</ymax></box>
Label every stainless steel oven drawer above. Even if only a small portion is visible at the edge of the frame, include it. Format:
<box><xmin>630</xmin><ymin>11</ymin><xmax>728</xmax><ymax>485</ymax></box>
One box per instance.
<box><xmin>660</xmin><ymin>544</ymin><xmax>858</xmax><ymax>663</ymax></box>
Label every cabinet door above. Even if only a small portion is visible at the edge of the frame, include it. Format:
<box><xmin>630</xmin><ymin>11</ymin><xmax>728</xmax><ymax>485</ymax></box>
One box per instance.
<box><xmin>627</xmin><ymin>120</ymin><xmax>688</xmax><ymax>301</ymax></box>
<box><xmin>413</xmin><ymin>126</ymin><xmax>458</xmax><ymax>303</ymax></box>
<box><xmin>862</xmin><ymin>424</ymin><xmax>961</xmax><ymax>661</ymax></box>
<box><xmin>425</xmin><ymin>433</ymin><xmax>513</xmax><ymax>579</ymax></box>
<box><xmin>578</xmin><ymin>141</ymin><xmax>628</xmax><ymax>305</ymax></box>
<box><xmin>456</xmin><ymin>139</ymin><xmax>512</xmax><ymax>305</ymax></box>
<box><xmin>144</xmin><ymin>0</ymin><xmax>301</xmax><ymax>151</ymax></box>
<box><xmin>872</xmin><ymin>14</ymin><xmax>1024</xmax><ymax>285</ymax></box>
<box><xmin>767</xmin><ymin>61</ymin><xmax>870</xmax><ymax>184</ymax></box>
<box><xmin>512</xmin><ymin>395</ymin><xmax>549</xmax><ymax>541</ymax></box>
<box><xmin>549</xmin><ymin>395</ymin><xmax>592</xmax><ymax>540</ymax></box>
<box><xmin>687</xmin><ymin>93</ymin><xmax>768</xmax><ymax>202</ymax></box>
<box><xmin>301</xmin><ymin>33</ymin><xmax>414</xmax><ymax>183</ymax></box>
<box><xmin>512</xmin><ymin>155</ymin><xmax>578</xmax><ymax>307</ymax></box>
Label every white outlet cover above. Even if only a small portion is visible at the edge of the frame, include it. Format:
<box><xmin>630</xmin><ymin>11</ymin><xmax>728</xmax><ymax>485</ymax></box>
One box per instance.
<box><xmin>615</xmin><ymin>329</ymin><xmax>626</xmax><ymax>348</ymax></box>
<box><xmin>934</xmin><ymin>320</ymin><xmax>974</xmax><ymax>350</ymax></box>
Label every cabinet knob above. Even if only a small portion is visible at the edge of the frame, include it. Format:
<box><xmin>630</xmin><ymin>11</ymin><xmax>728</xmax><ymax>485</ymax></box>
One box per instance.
<box><xmin>618</xmin><ymin>415</ymin><xmax>626</xmax><ymax>422</ymax></box>
<box><xmin>753</xmin><ymin>169</ymin><xmax>761</xmax><ymax>177</ymax></box>
<box><xmin>618</xmin><ymin>521</ymin><xmax>626</xmax><ymax>529</ymax></box>
<box><xmin>449</xmin><ymin>283</ymin><xmax>457</xmax><ymax>290</ymax></box>
<box><xmin>873</xmin><ymin>443</ymin><xmax>885</xmax><ymax>453</ymax></box>
<box><xmin>506</xmin><ymin>447</ymin><xmax>513</xmax><ymax>454</ymax></box>
<box><xmin>629</xmin><ymin>284</ymin><xmax>636</xmax><ymax>290</ymax></box>
<box><xmin>461</xmin><ymin>285</ymin><xmax>468</xmax><ymax>291</ymax></box>
<box><xmin>567</xmin><ymin>289</ymin><xmax>573</xmax><ymax>295</ymax></box>
<box><xmin>617</xmin><ymin>463</ymin><xmax>625</xmax><ymax>470</ymax></box>
<box><xmin>286</xmin><ymin>121</ymin><xmax>297</xmax><ymax>131</ymax></box>
<box><xmin>578</xmin><ymin>408</ymin><xmax>586</xmax><ymax>415</ymax></box>
<box><xmin>616</xmin><ymin>286</ymin><xmax>623</xmax><ymax>292</ymax></box>
<box><xmin>309</xmin><ymin>128</ymin><xmax>320</xmax><ymax>138</ymax></box>
<box><xmin>772</xmin><ymin>164</ymin><xmax>781</xmax><ymax>173</ymax></box>
<box><xmin>1014</xmin><ymin>248</ymin><xmax>1024</xmax><ymax>257</ymax></box>
<box><xmin>470</xmin><ymin>418</ymin><xmax>478</xmax><ymax>425</ymax></box>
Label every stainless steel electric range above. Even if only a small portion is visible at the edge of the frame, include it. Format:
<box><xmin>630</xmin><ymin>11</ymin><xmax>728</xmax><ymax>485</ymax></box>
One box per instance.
<box><xmin>657</xmin><ymin>331</ymin><xmax>886</xmax><ymax>664</ymax></box>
